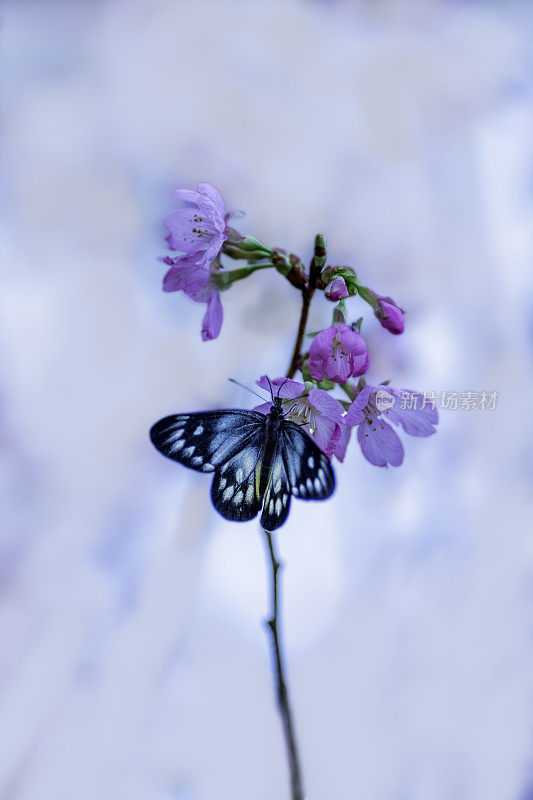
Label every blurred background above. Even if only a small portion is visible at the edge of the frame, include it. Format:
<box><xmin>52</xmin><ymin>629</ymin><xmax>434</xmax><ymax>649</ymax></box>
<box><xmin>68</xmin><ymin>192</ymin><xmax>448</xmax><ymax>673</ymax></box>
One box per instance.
<box><xmin>2</xmin><ymin>0</ymin><xmax>533</xmax><ymax>798</ymax></box>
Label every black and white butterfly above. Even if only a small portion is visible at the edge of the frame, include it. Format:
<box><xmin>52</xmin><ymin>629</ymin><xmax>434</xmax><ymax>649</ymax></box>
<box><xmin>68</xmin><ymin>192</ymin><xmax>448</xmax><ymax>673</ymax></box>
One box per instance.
<box><xmin>149</xmin><ymin>395</ymin><xmax>335</xmax><ymax>531</ymax></box>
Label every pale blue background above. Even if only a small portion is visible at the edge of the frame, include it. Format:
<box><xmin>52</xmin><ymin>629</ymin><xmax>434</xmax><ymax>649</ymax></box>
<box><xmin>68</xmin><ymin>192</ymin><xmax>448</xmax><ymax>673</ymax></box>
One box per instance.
<box><xmin>1</xmin><ymin>1</ymin><xmax>533</xmax><ymax>798</ymax></box>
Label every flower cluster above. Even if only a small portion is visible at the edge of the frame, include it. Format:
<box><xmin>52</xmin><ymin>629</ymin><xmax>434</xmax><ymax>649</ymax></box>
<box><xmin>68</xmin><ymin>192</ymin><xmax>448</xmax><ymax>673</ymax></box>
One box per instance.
<box><xmin>254</xmin><ymin>377</ymin><xmax>437</xmax><ymax>467</ymax></box>
<box><xmin>158</xmin><ymin>182</ymin><xmax>437</xmax><ymax>466</ymax></box>
<box><xmin>161</xmin><ymin>183</ymin><xmax>231</xmax><ymax>340</ymax></box>
<box><xmin>160</xmin><ymin>182</ymin><xmax>273</xmax><ymax>341</ymax></box>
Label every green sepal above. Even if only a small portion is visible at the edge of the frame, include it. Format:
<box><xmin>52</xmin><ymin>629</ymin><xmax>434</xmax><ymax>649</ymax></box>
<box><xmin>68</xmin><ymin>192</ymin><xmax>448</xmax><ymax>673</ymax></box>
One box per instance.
<box><xmin>355</xmin><ymin>284</ymin><xmax>381</xmax><ymax>312</ymax></box>
<box><xmin>314</xmin><ymin>377</ymin><xmax>335</xmax><ymax>391</ymax></box>
<box><xmin>332</xmin><ymin>299</ymin><xmax>346</xmax><ymax>325</ymax></box>
<box><xmin>211</xmin><ymin>263</ymin><xmax>272</xmax><ymax>290</ymax></box>
<box><xmin>300</xmin><ymin>355</ymin><xmax>312</xmax><ymax>382</ymax></box>
<box><xmin>236</xmin><ymin>235</ymin><xmax>272</xmax><ymax>254</ymax></box>
<box><xmin>300</xmin><ymin>365</ymin><xmax>334</xmax><ymax>391</ymax></box>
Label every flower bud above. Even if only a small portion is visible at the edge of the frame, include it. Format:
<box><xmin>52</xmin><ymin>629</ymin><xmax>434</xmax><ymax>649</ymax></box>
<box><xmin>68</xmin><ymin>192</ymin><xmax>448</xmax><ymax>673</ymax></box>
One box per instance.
<box><xmin>325</xmin><ymin>276</ymin><xmax>349</xmax><ymax>301</ymax></box>
<box><xmin>272</xmin><ymin>248</ymin><xmax>308</xmax><ymax>288</ymax></box>
<box><xmin>356</xmin><ymin>286</ymin><xmax>404</xmax><ymax>335</ymax></box>
<box><xmin>374</xmin><ymin>295</ymin><xmax>404</xmax><ymax>335</ymax></box>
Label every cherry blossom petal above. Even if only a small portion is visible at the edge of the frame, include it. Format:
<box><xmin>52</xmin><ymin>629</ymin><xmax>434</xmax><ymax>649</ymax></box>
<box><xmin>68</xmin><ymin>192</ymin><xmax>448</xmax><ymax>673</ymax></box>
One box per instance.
<box><xmin>308</xmin><ymin>387</ymin><xmax>344</xmax><ymax>423</ymax></box>
<box><xmin>357</xmin><ymin>417</ymin><xmax>404</xmax><ymax>467</ymax></box>
<box><xmin>308</xmin><ymin>327</ymin><xmax>337</xmax><ymax>381</ymax></box>
<box><xmin>256</xmin><ymin>376</ymin><xmax>305</xmax><ymax>399</ymax></box>
<box><xmin>344</xmin><ymin>385</ymin><xmax>372</xmax><ymax>426</ymax></box>
<box><xmin>253</xmin><ymin>401</ymin><xmax>273</xmax><ymax>415</ymax></box>
<box><xmin>331</xmin><ymin>423</ymin><xmax>351</xmax><ymax>462</ymax></box>
<box><xmin>386</xmin><ymin>392</ymin><xmax>438</xmax><ymax>436</ymax></box>
<box><xmin>337</xmin><ymin>324</ymin><xmax>368</xmax><ymax>356</ymax></box>
<box><xmin>313</xmin><ymin>416</ymin><xmax>338</xmax><ymax>453</ymax></box>
<box><xmin>201</xmin><ymin>290</ymin><xmax>223</xmax><ymax>341</ymax></box>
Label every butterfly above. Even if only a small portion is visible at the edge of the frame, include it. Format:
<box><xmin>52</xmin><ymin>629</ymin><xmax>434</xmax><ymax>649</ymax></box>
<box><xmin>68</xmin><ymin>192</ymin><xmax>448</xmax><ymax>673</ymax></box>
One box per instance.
<box><xmin>149</xmin><ymin>393</ymin><xmax>335</xmax><ymax>531</ymax></box>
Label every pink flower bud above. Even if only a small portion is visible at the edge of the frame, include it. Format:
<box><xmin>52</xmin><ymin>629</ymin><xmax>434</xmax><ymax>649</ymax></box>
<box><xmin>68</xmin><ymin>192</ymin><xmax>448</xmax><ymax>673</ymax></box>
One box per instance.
<box><xmin>375</xmin><ymin>296</ymin><xmax>404</xmax><ymax>335</ymax></box>
<box><xmin>325</xmin><ymin>276</ymin><xmax>349</xmax><ymax>301</ymax></box>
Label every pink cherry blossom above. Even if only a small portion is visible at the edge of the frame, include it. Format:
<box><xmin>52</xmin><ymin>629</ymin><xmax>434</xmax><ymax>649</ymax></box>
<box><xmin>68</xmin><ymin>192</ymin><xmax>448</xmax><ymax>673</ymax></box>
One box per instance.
<box><xmin>164</xmin><ymin>182</ymin><xmax>234</xmax><ymax>268</ymax></box>
<box><xmin>344</xmin><ymin>385</ymin><xmax>438</xmax><ymax>467</ymax></box>
<box><xmin>309</xmin><ymin>324</ymin><xmax>369</xmax><ymax>384</ymax></box>
<box><xmin>160</xmin><ymin>254</ymin><xmax>222</xmax><ymax>341</ymax></box>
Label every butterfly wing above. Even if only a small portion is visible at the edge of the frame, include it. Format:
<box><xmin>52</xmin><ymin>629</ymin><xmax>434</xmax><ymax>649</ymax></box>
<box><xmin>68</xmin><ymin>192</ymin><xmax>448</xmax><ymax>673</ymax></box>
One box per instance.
<box><xmin>150</xmin><ymin>410</ymin><xmax>266</xmax><ymax>524</ymax></box>
<box><xmin>150</xmin><ymin>410</ymin><xmax>265</xmax><ymax>473</ymax></box>
<box><xmin>280</xmin><ymin>420</ymin><xmax>335</xmax><ymax>500</ymax></box>
<box><xmin>260</xmin><ymin>420</ymin><xmax>335</xmax><ymax>532</ymax></box>
<box><xmin>210</xmin><ymin>439</ymin><xmax>264</xmax><ymax>522</ymax></box>
<box><xmin>260</xmin><ymin>435</ymin><xmax>292</xmax><ymax>532</ymax></box>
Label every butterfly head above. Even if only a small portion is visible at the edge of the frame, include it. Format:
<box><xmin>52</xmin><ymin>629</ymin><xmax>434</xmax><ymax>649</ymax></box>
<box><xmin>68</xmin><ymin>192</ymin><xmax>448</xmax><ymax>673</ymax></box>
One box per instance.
<box><xmin>270</xmin><ymin>395</ymin><xmax>285</xmax><ymax>418</ymax></box>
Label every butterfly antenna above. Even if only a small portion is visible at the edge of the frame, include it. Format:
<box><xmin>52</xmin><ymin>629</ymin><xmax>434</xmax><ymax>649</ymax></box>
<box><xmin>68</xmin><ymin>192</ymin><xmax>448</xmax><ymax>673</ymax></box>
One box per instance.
<box><xmin>265</xmin><ymin>375</ymin><xmax>275</xmax><ymax>402</ymax></box>
<box><xmin>276</xmin><ymin>376</ymin><xmax>290</xmax><ymax>399</ymax></box>
<box><xmin>228</xmin><ymin>378</ymin><xmax>268</xmax><ymax>403</ymax></box>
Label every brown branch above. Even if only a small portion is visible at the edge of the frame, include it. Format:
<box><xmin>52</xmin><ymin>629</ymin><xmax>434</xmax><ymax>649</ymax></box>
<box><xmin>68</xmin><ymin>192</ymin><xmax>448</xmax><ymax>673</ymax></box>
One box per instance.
<box><xmin>286</xmin><ymin>234</ymin><xmax>326</xmax><ymax>379</ymax></box>
<box><xmin>286</xmin><ymin>284</ymin><xmax>314</xmax><ymax>379</ymax></box>
<box><xmin>262</xmin><ymin>529</ymin><xmax>304</xmax><ymax>800</ymax></box>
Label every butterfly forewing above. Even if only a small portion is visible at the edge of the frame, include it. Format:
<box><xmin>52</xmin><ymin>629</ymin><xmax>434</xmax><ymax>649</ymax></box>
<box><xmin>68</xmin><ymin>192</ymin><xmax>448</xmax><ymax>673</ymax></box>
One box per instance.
<box><xmin>281</xmin><ymin>421</ymin><xmax>335</xmax><ymax>500</ymax></box>
<box><xmin>150</xmin><ymin>410</ymin><xmax>266</xmax><ymax>473</ymax></box>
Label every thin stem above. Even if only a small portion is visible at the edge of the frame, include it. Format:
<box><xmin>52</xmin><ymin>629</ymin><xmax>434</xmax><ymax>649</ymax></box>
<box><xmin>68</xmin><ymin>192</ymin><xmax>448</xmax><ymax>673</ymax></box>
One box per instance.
<box><xmin>262</xmin><ymin>528</ymin><xmax>304</xmax><ymax>800</ymax></box>
<box><xmin>286</xmin><ymin>234</ymin><xmax>326</xmax><ymax>379</ymax></box>
<box><xmin>286</xmin><ymin>285</ymin><xmax>314</xmax><ymax>379</ymax></box>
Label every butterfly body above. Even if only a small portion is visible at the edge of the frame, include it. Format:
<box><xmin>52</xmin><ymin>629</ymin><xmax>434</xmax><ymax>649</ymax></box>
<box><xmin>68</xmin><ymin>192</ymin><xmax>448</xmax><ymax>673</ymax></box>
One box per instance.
<box><xmin>150</xmin><ymin>397</ymin><xmax>335</xmax><ymax>531</ymax></box>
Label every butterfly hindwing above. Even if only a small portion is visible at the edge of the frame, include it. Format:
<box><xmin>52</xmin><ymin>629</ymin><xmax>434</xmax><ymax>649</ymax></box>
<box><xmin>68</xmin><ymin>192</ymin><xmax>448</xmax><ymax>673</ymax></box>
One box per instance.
<box><xmin>260</xmin><ymin>436</ymin><xmax>292</xmax><ymax>532</ymax></box>
<box><xmin>280</xmin><ymin>420</ymin><xmax>335</xmax><ymax>500</ymax></box>
<box><xmin>210</xmin><ymin>438</ymin><xmax>264</xmax><ymax>523</ymax></box>
<box><xmin>150</xmin><ymin>410</ymin><xmax>266</xmax><ymax>474</ymax></box>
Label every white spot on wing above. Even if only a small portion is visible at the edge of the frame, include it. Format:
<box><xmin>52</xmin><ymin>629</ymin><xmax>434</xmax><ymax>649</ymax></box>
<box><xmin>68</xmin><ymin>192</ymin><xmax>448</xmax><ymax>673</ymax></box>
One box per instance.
<box><xmin>219</xmin><ymin>477</ymin><xmax>227</xmax><ymax>490</ymax></box>
<box><xmin>171</xmin><ymin>439</ymin><xmax>185</xmax><ymax>452</ymax></box>
<box><xmin>306</xmin><ymin>478</ymin><xmax>313</xmax><ymax>492</ymax></box>
<box><xmin>307</xmin><ymin>456</ymin><xmax>314</xmax><ymax>468</ymax></box>
<box><xmin>242</xmin><ymin>452</ymin><xmax>256</xmax><ymax>475</ymax></box>
<box><xmin>292</xmin><ymin>487</ymin><xmax>299</xmax><ymax>496</ymax></box>
<box><xmin>268</xmin><ymin>499</ymin><xmax>274</xmax><ymax>515</ymax></box>
<box><xmin>192</xmin><ymin>456</ymin><xmax>203</xmax><ymax>466</ymax></box>
<box><xmin>282</xmin><ymin>494</ymin><xmax>288</xmax><ymax>507</ymax></box>
<box><xmin>233</xmin><ymin>490</ymin><xmax>244</xmax><ymax>505</ymax></box>
<box><xmin>193</xmin><ymin>425</ymin><xmax>204</xmax><ymax>436</ymax></box>
<box><xmin>235</xmin><ymin>468</ymin><xmax>244</xmax><ymax>484</ymax></box>
<box><xmin>314</xmin><ymin>478</ymin><xmax>321</xmax><ymax>493</ymax></box>
<box><xmin>202</xmin><ymin>463</ymin><xmax>214</xmax><ymax>472</ymax></box>
<box><xmin>274</xmin><ymin>479</ymin><xmax>281</xmax><ymax>494</ymax></box>
<box><xmin>275</xmin><ymin>498</ymin><xmax>282</xmax><ymax>516</ymax></box>
<box><xmin>245</xmin><ymin>484</ymin><xmax>255</xmax><ymax>505</ymax></box>
<box><xmin>318</xmin><ymin>468</ymin><xmax>326</xmax><ymax>483</ymax></box>
<box><xmin>184</xmin><ymin>446</ymin><xmax>195</xmax><ymax>458</ymax></box>
<box><xmin>223</xmin><ymin>486</ymin><xmax>234</xmax><ymax>502</ymax></box>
